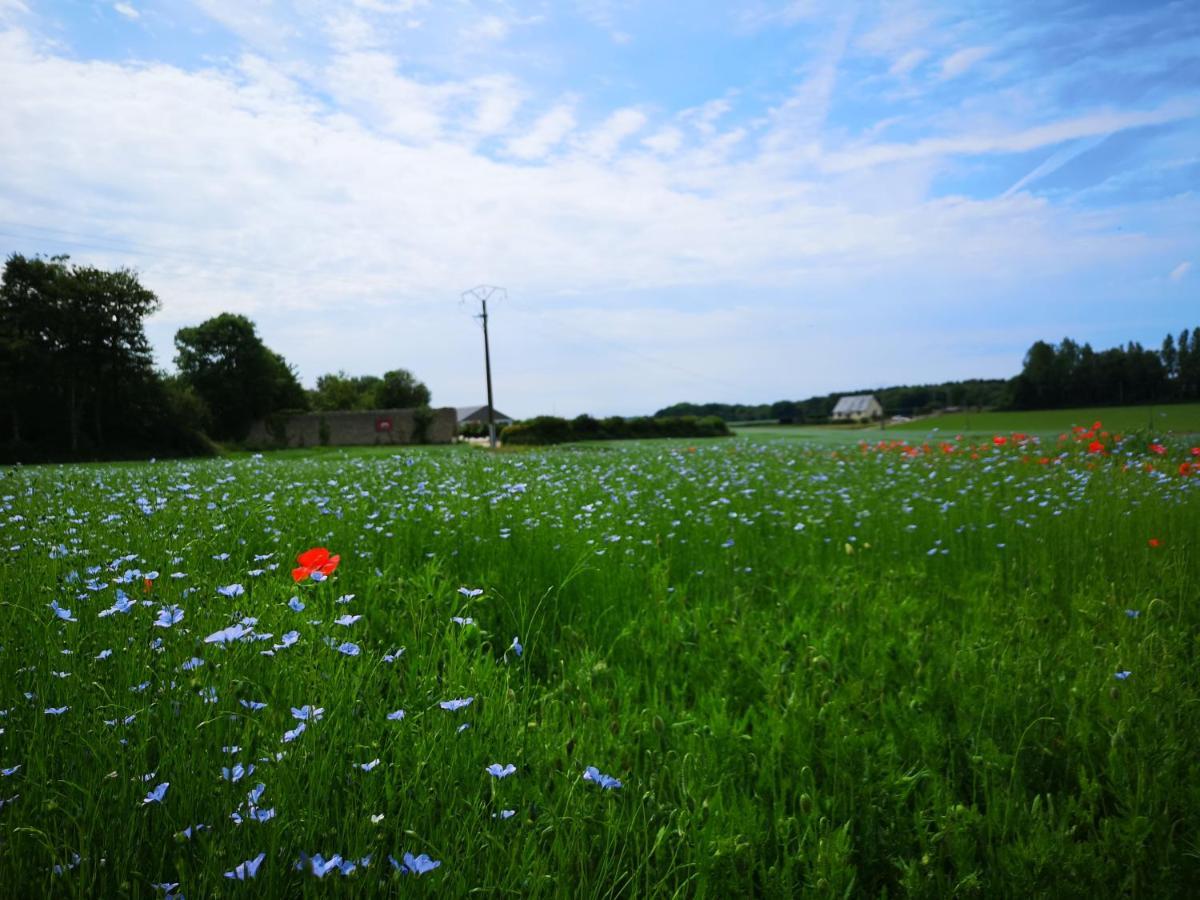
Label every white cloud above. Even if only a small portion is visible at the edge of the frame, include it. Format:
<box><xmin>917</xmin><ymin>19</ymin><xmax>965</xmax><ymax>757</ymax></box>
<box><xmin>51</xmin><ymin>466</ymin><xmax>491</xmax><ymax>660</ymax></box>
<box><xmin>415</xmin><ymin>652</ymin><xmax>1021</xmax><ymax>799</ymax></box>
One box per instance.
<box><xmin>1001</xmin><ymin>133</ymin><xmax>1109</xmax><ymax>197</ymax></box>
<box><xmin>323</xmin><ymin>51</ymin><xmax>451</xmax><ymax>142</ymax></box>
<box><xmin>1170</xmin><ymin>261</ymin><xmax>1192</xmax><ymax>283</ymax></box>
<box><xmin>888</xmin><ymin>48</ymin><xmax>927</xmax><ymax>77</ymax></box>
<box><xmin>642</xmin><ymin>126</ymin><xmax>683</xmax><ymax>155</ymax></box>
<box><xmin>113</xmin><ymin>3</ymin><xmax>139</xmax><ymax>21</ymax></box>
<box><xmin>468</xmin><ymin>75</ymin><xmax>523</xmax><ymax>136</ymax></box>
<box><xmin>504</xmin><ymin>103</ymin><xmax>576</xmax><ymax>159</ymax></box>
<box><xmin>939</xmin><ymin>45</ymin><xmax>991</xmax><ymax>80</ymax></box>
<box><xmin>461</xmin><ymin>14</ymin><xmax>509</xmax><ymax>43</ymax></box>
<box><xmin>576</xmin><ymin>107</ymin><xmax>647</xmax><ymax>158</ymax></box>
<box><xmin>824</xmin><ymin>100</ymin><xmax>1200</xmax><ymax>173</ymax></box>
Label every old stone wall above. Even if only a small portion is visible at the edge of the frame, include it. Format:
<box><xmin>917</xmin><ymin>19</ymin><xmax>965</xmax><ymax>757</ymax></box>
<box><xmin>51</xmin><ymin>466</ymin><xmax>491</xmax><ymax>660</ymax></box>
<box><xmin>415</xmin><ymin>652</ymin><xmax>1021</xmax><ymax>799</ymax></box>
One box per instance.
<box><xmin>245</xmin><ymin>407</ymin><xmax>457</xmax><ymax>448</ymax></box>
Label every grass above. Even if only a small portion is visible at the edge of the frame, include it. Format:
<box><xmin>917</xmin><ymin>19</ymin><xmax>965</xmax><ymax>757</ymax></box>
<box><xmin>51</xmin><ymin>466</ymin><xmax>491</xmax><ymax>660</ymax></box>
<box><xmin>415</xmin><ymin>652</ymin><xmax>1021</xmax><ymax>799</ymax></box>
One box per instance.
<box><xmin>887</xmin><ymin>402</ymin><xmax>1200</xmax><ymax>436</ymax></box>
<box><xmin>1</xmin><ymin>430</ymin><xmax>1198</xmax><ymax>897</ymax></box>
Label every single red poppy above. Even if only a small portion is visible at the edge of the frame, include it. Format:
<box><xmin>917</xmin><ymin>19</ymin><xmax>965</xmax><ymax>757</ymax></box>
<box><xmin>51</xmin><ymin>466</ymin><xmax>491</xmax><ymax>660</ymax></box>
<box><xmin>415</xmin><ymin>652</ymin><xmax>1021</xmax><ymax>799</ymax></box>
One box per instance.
<box><xmin>1191</xmin><ymin>447</ymin><xmax>1200</xmax><ymax>458</ymax></box>
<box><xmin>1181</xmin><ymin>462</ymin><xmax>1193</xmax><ymax>476</ymax></box>
<box><xmin>992</xmin><ymin>435</ymin><xmax>1007</xmax><ymax>446</ymax></box>
<box><xmin>143</xmin><ymin>577</ymin><xmax>154</xmax><ymax>594</ymax></box>
<box><xmin>1148</xmin><ymin>538</ymin><xmax>1161</xmax><ymax>548</ymax></box>
<box><xmin>293</xmin><ymin>547</ymin><xmax>341</xmax><ymax>583</ymax></box>
<box><xmin>1088</xmin><ymin>440</ymin><xmax>1104</xmax><ymax>454</ymax></box>
<box><xmin>1150</xmin><ymin>443</ymin><xmax>1166</xmax><ymax>456</ymax></box>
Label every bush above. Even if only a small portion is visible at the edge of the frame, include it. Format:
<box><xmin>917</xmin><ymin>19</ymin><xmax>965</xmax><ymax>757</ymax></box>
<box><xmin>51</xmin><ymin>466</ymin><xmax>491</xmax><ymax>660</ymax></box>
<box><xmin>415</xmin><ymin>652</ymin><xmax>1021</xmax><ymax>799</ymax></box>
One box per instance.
<box><xmin>500</xmin><ymin>416</ymin><xmax>575</xmax><ymax>446</ymax></box>
<box><xmin>412</xmin><ymin>405</ymin><xmax>435</xmax><ymax>444</ymax></box>
<box><xmin>458</xmin><ymin>421</ymin><xmax>489</xmax><ymax>439</ymax></box>
<box><xmin>499</xmin><ymin>414</ymin><xmax>731</xmax><ymax>446</ymax></box>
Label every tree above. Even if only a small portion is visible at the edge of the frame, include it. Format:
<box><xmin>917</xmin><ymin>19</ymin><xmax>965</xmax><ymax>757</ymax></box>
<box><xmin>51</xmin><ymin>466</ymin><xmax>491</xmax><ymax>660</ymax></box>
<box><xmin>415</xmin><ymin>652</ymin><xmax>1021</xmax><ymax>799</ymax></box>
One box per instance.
<box><xmin>174</xmin><ymin>313</ymin><xmax>307</xmax><ymax>441</ymax></box>
<box><xmin>0</xmin><ymin>254</ymin><xmax>161</xmax><ymax>453</ymax></box>
<box><xmin>1011</xmin><ymin>340</ymin><xmax>1058</xmax><ymax>409</ymax></box>
<box><xmin>310</xmin><ymin>372</ymin><xmax>384</xmax><ymax>411</ymax></box>
<box><xmin>374</xmin><ymin>368</ymin><xmax>431</xmax><ymax>409</ymax></box>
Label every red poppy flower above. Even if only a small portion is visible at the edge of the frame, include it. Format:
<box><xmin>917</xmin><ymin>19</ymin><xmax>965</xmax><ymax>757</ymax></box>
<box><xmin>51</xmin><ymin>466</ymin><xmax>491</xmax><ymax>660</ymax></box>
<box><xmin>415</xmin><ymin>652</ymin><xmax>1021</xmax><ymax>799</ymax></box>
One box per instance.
<box><xmin>143</xmin><ymin>577</ymin><xmax>154</xmax><ymax>594</ymax></box>
<box><xmin>1191</xmin><ymin>447</ymin><xmax>1200</xmax><ymax>458</ymax></box>
<box><xmin>1088</xmin><ymin>440</ymin><xmax>1104</xmax><ymax>454</ymax></box>
<box><xmin>1150</xmin><ymin>443</ymin><xmax>1166</xmax><ymax>456</ymax></box>
<box><xmin>293</xmin><ymin>547</ymin><xmax>340</xmax><ymax>583</ymax></box>
<box><xmin>992</xmin><ymin>435</ymin><xmax>1007</xmax><ymax>446</ymax></box>
<box><xmin>1181</xmin><ymin>462</ymin><xmax>1193</xmax><ymax>476</ymax></box>
<box><xmin>1148</xmin><ymin>538</ymin><xmax>1161</xmax><ymax>548</ymax></box>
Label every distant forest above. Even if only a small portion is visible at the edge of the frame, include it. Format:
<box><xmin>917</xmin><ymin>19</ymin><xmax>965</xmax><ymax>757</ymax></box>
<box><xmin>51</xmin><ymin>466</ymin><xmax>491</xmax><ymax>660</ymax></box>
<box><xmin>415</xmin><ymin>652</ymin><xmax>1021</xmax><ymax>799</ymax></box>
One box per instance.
<box><xmin>658</xmin><ymin>329</ymin><xmax>1200</xmax><ymax>423</ymax></box>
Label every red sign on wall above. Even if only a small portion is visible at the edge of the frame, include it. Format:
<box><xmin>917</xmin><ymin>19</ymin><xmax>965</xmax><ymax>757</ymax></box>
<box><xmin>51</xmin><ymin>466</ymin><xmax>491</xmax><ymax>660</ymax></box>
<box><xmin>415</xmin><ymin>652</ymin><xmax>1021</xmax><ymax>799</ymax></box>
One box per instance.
<box><xmin>375</xmin><ymin>417</ymin><xmax>393</xmax><ymax>433</ymax></box>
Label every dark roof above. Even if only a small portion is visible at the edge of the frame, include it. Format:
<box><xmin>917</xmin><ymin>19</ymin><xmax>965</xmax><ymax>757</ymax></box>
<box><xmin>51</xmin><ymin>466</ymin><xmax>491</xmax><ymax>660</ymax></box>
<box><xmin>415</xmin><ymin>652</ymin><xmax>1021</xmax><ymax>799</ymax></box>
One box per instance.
<box><xmin>456</xmin><ymin>405</ymin><xmax>513</xmax><ymax>423</ymax></box>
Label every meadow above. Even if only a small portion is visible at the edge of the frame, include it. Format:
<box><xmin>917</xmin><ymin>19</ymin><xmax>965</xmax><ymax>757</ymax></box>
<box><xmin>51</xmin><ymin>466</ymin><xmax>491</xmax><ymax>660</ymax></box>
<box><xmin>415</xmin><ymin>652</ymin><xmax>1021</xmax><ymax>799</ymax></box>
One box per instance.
<box><xmin>1</xmin><ymin>424</ymin><xmax>1198</xmax><ymax>897</ymax></box>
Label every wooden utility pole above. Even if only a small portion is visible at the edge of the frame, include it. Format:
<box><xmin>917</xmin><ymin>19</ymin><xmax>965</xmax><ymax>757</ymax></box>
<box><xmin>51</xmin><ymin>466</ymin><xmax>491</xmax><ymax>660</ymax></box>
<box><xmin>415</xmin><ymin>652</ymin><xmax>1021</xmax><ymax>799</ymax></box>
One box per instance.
<box><xmin>462</xmin><ymin>286</ymin><xmax>506</xmax><ymax>449</ymax></box>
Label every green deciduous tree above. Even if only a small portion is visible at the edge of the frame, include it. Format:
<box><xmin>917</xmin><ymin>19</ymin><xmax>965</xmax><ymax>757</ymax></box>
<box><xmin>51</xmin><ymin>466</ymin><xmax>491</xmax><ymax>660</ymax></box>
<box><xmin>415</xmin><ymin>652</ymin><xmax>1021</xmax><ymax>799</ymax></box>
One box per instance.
<box><xmin>174</xmin><ymin>313</ymin><xmax>307</xmax><ymax>441</ymax></box>
<box><xmin>374</xmin><ymin>368</ymin><xmax>431</xmax><ymax>409</ymax></box>
<box><xmin>0</xmin><ymin>254</ymin><xmax>164</xmax><ymax>454</ymax></box>
<box><xmin>309</xmin><ymin>368</ymin><xmax>431</xmax><ymax>411</ymax></box>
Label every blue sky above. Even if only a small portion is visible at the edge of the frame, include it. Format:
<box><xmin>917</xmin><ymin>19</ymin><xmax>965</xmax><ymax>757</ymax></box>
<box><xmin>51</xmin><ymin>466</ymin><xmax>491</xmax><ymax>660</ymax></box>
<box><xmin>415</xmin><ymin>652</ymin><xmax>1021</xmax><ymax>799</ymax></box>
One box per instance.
<box><xmin>0</xmin><ymin>0</ymin><xmax>1196</xmax><ymax>416</ymax></box>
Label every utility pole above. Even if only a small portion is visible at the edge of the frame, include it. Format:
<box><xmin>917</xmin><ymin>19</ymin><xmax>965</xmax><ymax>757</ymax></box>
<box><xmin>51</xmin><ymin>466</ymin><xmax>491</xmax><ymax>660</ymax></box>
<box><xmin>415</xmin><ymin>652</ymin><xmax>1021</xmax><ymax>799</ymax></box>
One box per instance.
<box><xmin>461</xmin><ymin>286</ymin><xmax>506</xmax><ymax>449</ymax></box>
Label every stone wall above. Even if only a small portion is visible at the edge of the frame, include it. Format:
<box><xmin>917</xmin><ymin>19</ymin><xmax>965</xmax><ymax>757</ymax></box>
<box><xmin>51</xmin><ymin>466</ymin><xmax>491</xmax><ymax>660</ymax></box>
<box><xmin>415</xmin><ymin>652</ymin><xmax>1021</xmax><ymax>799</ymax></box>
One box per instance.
<box><xmin>245</xmin><ymin>407</ymin><xmax>457</xmax><ymax>448</ymax></box>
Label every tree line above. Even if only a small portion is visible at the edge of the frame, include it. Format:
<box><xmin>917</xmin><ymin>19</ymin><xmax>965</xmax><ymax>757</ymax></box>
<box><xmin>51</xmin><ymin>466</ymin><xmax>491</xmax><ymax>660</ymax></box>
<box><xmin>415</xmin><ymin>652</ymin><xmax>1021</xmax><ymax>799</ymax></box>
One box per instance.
<box><xmin>658</xmin><ymin>379</ymin><xmax>1010</xmax><ymax>424</ymax></box>
<box><xmin>0</xmin><ymin>254</ymin><xmax>431</xmax><ymax>462</ymax></box>
<box><xmin>1010</xmin><ymin>332</ymin><xmax>1200</xmax><ymax>409</ymax></box>
<box><xmin>659</xmin><ymin>330</ymin><xmax>1200</xmax><ymax>424</ymax></box>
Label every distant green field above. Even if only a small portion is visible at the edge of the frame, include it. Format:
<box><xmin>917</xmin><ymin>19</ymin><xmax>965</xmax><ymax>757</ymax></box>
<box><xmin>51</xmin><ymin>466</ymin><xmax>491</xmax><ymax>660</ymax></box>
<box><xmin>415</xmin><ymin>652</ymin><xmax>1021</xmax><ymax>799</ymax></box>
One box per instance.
<box><xmin>736</xmin><ymin>404</ymin><xmax>1200</xmax><ymax>442</ymax></box>
<box><xmin>889</xmin><ymin>403</ymin><xmax>1200</xmax><ymax>436</ymax></box>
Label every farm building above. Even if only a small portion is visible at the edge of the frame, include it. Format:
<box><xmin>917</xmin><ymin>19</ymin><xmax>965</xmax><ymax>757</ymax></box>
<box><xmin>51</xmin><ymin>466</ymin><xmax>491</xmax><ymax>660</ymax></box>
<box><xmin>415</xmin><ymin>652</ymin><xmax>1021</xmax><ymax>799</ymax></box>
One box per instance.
<box><xmin>456</xmin><ymin>405</ymin><xmax>514</xmax><ymax>426</ymax></box>
<box><xmin>831</xmin><ymin>394</ymin><xmax>883</xmax><ymax>422</ymax></box>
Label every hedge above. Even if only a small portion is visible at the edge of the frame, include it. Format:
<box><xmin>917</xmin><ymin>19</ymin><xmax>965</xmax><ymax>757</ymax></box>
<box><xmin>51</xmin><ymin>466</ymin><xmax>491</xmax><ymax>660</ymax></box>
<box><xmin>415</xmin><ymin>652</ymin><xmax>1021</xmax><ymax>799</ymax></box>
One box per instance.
<box><xmin>499</xmin><ymin>414</ymin><xmax>731</xmax><ymax>446</ymax></box>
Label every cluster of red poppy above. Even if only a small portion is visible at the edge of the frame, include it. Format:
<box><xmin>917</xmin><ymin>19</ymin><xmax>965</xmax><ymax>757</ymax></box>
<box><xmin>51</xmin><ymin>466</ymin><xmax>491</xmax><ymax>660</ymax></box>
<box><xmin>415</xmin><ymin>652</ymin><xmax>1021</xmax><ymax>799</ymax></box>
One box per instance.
<box><xmin>852</xmin><ymin>421</ymin><xmax>1198</xmax><ymax>475</ymax></box>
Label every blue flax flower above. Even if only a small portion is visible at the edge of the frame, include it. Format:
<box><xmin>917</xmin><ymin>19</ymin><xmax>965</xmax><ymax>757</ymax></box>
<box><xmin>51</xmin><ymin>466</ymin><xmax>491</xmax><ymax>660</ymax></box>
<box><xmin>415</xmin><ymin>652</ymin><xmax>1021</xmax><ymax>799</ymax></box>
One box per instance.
<box><xmin>49</xmin><ymin>600</ymin><xmax>77</xmax><ymax>622</ymax></box>
<box><xmin>143</xmin><ymin>782</ymin><xmax>169</xmax><ymax>804</ymax></box>
<box><xmin>393</xmin><ymin>852</ymin><xmax>441</xmax><ymax>875</ymax></box>
<box><xmin>440</xmin><ymin>697</ymin><xmax>474</xmax><ymax>711</ymax></box>
<box><xmin>216</xmin><ymin>583</ymin><xmax>245</xmax><ymax>598</ymax></box>
<box><xmin>486</xmin><ymin>763</ymin><xmax>516</xmax><ymax>779</ymax></box>
<box><xmin>583</xmin><ymin>766</ymin><xmax>622</xmax><ymax>789</ymax></box>
<box><xmin>154</xmin><ymin>605</ymin><xmax>184</xmax><ymax>628</ymax></box>
<box><xmin>224</xmin><ymin>852</ymin><xmax>265</xmax><ymax>880</ymax></box>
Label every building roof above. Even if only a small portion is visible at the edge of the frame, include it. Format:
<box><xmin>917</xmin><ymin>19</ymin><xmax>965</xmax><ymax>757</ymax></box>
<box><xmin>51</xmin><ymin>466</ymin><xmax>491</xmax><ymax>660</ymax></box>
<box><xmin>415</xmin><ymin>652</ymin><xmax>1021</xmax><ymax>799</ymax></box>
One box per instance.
<box><xmin>832</xmin><ymin>394</ymin><xmax>880</xmax><ymax>414</ymax></box>
<box><xmin>456</xmin><ymin>405</ymin><xmax>513</xmax><ymax>423</ymax></box>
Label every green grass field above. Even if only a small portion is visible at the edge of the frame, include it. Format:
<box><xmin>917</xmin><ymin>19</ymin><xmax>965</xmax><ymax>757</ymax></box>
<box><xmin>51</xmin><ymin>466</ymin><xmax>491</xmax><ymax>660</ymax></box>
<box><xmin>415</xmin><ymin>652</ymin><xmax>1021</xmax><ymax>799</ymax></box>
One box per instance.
<box><xmin>1</xmin><ymin>430</ymin><xmax>1198</xmax><ymax>896</ymax></box>
<box><xmin>888</xmin><ymin>403</ymin><xmax>1200</xmax><ymax>436</ymax></box>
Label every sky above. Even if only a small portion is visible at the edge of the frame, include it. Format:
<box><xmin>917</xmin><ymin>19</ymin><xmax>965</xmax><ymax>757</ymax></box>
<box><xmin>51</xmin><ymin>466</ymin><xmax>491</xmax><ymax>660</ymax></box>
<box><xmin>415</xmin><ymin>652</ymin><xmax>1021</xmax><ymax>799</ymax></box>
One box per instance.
<box><xmin>0</xmin><ymin>0</ymin><xmax>1197</xmax><ymax>418</ymax></box>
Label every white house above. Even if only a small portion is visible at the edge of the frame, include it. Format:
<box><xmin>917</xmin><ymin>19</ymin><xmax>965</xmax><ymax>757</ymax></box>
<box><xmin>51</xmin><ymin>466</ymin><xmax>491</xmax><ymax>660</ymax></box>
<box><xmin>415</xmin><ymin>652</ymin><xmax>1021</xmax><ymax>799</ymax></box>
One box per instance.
<box><xmin>831</xmin><ymin>394</ymin><xmax>883</xmax><ymax>422</ymax></box>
